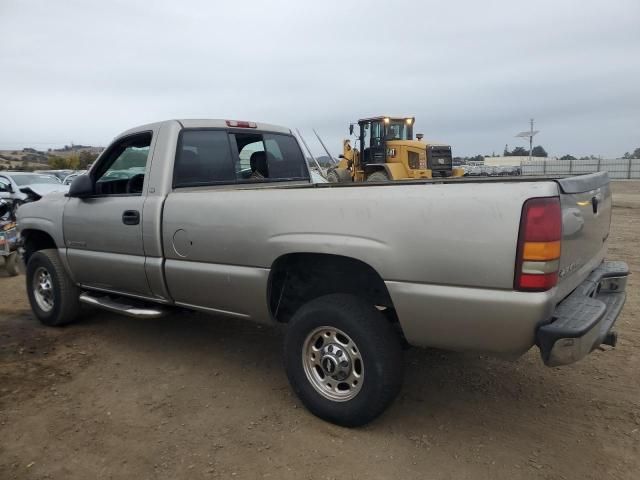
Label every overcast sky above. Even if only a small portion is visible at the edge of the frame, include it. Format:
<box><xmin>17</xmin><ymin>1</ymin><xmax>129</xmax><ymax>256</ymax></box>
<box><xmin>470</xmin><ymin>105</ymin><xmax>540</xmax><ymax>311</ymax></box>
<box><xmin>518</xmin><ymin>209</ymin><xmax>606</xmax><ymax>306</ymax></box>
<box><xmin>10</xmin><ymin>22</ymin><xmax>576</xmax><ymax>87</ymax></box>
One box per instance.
<box><xmin>1</xmin><ymin>0</ymin><xmax>639</xmax><ymax>157</ymax></box>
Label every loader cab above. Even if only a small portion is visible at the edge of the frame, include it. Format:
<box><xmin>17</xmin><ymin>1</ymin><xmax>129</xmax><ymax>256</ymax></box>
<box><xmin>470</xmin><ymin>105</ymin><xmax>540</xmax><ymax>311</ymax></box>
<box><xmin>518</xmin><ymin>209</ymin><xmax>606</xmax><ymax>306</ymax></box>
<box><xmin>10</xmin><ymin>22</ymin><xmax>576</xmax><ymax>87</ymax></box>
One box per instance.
<box><xmin>356</xmin><ymin>116</ymin><xmax>414</xmax><ymax>165</ymax></box>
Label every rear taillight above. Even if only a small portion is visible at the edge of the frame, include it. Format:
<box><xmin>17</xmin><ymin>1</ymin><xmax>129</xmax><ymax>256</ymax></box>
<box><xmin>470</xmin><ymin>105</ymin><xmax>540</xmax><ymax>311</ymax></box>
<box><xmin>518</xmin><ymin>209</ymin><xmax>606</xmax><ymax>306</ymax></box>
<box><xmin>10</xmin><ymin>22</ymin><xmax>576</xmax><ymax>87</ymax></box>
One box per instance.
<box><xmin>515</xmin><ymin>197</ymin><xmax>562</xmax><ymax>291</ymax></box>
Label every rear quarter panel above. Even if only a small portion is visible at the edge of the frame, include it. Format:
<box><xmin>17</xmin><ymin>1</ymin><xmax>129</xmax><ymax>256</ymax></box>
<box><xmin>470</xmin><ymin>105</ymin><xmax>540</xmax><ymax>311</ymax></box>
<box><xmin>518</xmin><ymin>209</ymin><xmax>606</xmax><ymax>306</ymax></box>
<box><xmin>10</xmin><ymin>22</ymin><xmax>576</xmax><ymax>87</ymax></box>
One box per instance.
<box><xmin>161</xmin><ymin>180</ymin><xmax>560</xmax><ymax>322</ymax></box>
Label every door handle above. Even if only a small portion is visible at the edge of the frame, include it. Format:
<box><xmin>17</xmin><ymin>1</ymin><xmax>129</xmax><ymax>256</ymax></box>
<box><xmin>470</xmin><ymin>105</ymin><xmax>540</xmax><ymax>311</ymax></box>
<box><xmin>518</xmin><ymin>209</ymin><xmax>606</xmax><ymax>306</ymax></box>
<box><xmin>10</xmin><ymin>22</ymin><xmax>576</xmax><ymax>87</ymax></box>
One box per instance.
<box><xmin>122</xmin><ymin>210</ymin><xmax>140</xmax><ymax>225</ymax></box>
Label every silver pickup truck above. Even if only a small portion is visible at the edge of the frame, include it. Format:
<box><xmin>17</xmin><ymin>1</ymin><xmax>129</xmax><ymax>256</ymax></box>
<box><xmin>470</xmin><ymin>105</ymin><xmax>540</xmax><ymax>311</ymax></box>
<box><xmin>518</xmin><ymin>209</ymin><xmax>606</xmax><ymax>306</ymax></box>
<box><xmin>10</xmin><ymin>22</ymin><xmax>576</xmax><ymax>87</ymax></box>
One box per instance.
<box><xmin>17</xmin><ymin>119</ymin><xmax>629</xmax><ymax>426</ymax></box>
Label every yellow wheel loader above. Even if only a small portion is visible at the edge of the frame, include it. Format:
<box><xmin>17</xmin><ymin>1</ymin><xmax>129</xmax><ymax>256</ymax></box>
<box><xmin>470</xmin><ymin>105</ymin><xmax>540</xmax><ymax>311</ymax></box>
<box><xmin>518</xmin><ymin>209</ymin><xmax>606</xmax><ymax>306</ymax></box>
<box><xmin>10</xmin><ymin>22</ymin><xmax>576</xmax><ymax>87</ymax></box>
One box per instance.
<box><xmin>327</xmin><ymin>115</ymin><xmax>464</xmax><ymax>183</ymax></box>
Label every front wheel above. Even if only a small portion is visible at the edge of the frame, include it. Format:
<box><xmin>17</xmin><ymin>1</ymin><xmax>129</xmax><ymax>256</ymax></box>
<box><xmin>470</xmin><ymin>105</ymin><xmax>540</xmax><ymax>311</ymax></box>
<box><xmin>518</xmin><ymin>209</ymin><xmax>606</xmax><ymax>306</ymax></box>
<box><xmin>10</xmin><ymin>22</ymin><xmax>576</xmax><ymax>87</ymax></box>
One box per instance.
<box><xmin>326</xmin><ymin>169</ymin><xmax>341</xmax><ymax>183</ymax></box>
<box><xmin>26</xmin><ymin>249</ymin><xmax>80</xmax><ymax>326</ymax></box>
<box><xmin>284</xmin><ymin>294</ymin><xmax>403</xmax><ymax>427</ymax></box>
<box><xmin>366</xmin><ymin>171</ymin><xmax>390</xmax><ymax>182</ymax></box>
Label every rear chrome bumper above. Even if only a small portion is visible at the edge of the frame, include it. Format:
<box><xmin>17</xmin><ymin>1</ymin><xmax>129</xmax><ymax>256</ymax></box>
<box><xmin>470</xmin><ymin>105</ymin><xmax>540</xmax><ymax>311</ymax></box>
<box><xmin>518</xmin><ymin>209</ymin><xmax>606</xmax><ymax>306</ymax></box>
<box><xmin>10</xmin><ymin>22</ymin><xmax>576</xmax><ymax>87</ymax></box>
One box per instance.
<box><xmin>537</xmin><ymin>261</ymin><xmax>629</xmax><ymax>367</ymax></box>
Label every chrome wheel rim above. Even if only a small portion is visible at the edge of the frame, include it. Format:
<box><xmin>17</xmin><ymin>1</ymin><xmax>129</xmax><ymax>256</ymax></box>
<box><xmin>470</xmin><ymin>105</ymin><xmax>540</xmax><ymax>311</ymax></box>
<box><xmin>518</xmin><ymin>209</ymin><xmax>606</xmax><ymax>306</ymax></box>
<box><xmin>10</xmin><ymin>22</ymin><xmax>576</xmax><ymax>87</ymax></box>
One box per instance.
<box><xmin>33</xmin><ymin>267</ymin><xmax>54</xmax><ymax>312</ymax></box>
<box><xmin>302</xmin><ymin>326</ymin><xmax>364</xmax><ymax>402</ymax></box>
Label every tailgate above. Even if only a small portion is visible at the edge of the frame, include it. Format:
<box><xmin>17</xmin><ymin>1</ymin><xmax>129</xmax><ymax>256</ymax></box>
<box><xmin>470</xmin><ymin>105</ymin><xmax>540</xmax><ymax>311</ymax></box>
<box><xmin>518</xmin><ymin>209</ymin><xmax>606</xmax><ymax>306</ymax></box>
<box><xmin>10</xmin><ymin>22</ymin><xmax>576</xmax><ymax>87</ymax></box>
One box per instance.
<box><xmin>555</xmin><ymin>172</ymin><xmax>612</xmax><ymax>298</ymax></box>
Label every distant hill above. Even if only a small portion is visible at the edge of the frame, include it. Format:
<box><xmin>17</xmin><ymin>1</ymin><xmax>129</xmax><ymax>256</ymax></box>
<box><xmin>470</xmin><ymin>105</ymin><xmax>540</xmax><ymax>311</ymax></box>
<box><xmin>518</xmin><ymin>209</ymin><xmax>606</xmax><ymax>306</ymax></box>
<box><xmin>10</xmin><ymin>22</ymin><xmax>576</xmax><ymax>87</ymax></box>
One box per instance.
<box><xmin>0</xmin><ymin>145</ymin><xmax>104</xmax><ymax>170</ymax></box>
<box><xmin>50</xmin><ymin>145</ymin><xmax>104</xmax><ymax>159</ymax></box>
<box><xmin>0</xmin><ymin>149</ymin><xmax>48</xmax><ymax>169</ymax></box>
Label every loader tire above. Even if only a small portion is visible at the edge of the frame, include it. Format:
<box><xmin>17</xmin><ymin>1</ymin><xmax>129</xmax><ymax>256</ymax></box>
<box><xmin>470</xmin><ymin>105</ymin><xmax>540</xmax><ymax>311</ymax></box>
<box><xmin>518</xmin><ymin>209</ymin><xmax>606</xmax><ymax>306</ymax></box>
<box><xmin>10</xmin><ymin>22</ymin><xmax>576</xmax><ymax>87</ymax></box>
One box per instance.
<box><xmin>327</xmin><ymin>170</ymin><xmax>341</xmax><ymax>183</ymax></box>
<box><xmin>366</xmin><ymin>171</ymin><xmax>390</xmax><ymax>182</ymax></box>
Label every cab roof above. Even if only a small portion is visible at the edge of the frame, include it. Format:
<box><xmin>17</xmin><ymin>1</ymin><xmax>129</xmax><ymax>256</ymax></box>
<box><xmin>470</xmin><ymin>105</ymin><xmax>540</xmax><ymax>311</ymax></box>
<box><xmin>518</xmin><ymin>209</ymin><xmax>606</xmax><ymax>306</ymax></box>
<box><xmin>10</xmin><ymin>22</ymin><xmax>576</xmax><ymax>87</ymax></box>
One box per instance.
<box><xmin>118</xmin><ymin>119</ymin><xmax>293</xmax><ymax>139</ymax></box>
<box><xmin>177</xmin><ymin>119</ymin><xmax>292</xmax><ymax>134</ymax></box>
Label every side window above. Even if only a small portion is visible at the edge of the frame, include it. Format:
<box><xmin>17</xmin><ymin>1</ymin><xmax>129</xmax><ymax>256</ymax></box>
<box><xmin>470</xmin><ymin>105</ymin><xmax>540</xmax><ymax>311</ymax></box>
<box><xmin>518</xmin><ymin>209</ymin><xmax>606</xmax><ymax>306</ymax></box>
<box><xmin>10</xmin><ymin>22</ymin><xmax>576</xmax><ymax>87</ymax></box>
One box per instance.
<box><xmin>232</xmin><ymin>133</ymin><xmax>308</xmax><ymax>182</ymax></box>
<box><xmin>174</xmin><ymin>130</ymin><xmax>235</xmax><ymax>187</ymax></box>
<box><xmin>263</xmin><ymin>134</ymin><xmax>308</xmax><ymax>179</ymax></box>
<box><xmin>173</xmin><ymin>130</ymin><xmax>309</xmax><ymax>187</ymax></box>
<box><xmin>94</xmin><ymin>133</ymin><xmax>152</xmax><ymax>195</ymax></box>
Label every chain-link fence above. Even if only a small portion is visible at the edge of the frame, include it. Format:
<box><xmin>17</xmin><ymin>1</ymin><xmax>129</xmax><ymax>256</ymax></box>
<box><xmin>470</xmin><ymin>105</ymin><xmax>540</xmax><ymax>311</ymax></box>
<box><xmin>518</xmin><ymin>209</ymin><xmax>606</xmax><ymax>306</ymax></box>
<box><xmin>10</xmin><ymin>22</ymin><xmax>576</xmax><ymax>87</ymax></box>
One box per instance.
<box><xmin>522</xmin><ymin>159</ymin><xmax>640</xmax><ymax>179</ymax></box>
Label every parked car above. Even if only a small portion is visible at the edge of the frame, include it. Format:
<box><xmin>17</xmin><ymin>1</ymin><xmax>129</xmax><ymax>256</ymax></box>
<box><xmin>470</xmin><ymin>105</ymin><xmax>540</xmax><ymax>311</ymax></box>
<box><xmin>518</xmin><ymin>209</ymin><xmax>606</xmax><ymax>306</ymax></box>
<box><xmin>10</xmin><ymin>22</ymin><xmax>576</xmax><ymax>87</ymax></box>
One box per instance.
<box><xmin>17</xmin><ymin>119</ymin><xmax>629</xmax><ymax>427</ymax></box>
<box><xmin>0</xmin><ymin>171</ymin><xmax>69</xmax><ymax>202</ymax></box>
<box><xmin>63</xmin><ymin>170</ymin><xmax>87</xmax><ymax>185</ymax></box>
<box><xmin>33</xmin><ymin>170</ymin><xmax>68</xmax><ymax>183</ymax></box>
<box><xmin>0</xmin><ymin>198</ymin><xmax>20</xmax><ymax>276</ymax></box>
<box><xmin>34</xmin><ymin>170</ymin><xmax>72</xmax><ymax>182</ymax></box>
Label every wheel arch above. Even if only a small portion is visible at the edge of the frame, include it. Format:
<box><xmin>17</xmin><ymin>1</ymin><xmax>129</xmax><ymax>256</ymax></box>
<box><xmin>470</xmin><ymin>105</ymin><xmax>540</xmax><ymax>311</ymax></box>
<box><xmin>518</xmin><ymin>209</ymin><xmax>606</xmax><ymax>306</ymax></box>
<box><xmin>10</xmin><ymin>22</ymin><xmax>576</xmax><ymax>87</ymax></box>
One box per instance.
<box><xmin>21</xmin><ymin>229</ymin><xmax>57</xmax><ymax>264</ymax></box>
<box><xmin>267</xmin><ymin>252</ymin><xmax>398</xmax><ymax>325</ymax></box>
<box><xmin>363</xmin><ymin>163</ymin><xmax>387</xmax><ymax>176</ymax></box>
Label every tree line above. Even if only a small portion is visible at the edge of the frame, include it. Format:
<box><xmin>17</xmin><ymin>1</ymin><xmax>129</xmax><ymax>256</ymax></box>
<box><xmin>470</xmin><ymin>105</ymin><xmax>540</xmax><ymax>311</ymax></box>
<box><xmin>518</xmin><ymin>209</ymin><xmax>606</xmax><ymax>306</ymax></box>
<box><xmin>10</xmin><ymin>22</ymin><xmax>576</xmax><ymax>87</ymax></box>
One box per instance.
<box><xmin>503</xmin><ymin>145</ymin><xmax>548</xmax><ymax>157</ymax></box>
<box><xmin>559</xmin><ymin>147</ymin><xmax>640</xmax><ymax>161</ymax></box>
<box><xmin>456</xmin><ymin>146</ymin><xmax>640</xmax><ymax>162</ymax></box>
<box><xmin>46</xmin><ymin>150</ymin><xmax>99</xmax><ymax>170</ymax></box>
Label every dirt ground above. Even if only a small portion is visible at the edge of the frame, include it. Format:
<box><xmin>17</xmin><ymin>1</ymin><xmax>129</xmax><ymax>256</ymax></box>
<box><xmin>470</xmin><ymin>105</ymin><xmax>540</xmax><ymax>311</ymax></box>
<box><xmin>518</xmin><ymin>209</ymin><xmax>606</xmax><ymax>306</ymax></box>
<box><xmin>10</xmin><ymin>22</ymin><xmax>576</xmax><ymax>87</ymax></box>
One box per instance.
<box><xmin>1</xmin><ymin>181</ymin><xmax>638</xmax><ymax>480</ymax></box>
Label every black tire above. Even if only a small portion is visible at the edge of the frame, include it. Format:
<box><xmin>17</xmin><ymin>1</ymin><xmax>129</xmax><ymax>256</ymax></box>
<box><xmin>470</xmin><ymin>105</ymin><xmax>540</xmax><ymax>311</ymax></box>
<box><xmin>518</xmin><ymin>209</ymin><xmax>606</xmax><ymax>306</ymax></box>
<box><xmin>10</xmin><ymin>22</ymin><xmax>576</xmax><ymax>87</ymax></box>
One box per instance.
<box><xmin>284</xmin><ymin>293</ymin><xmax>403</xmax><ymax>427</ymax></box>
<box><xmin>5</xmin><ymin>252</ymin><xmax>19</xmax><ymax>276</ymax></box>
<box><xmin>366</xmin><ymin>171</ymin><xmax>390</xmax><ymax>182</ymax></box>
<box><xmin>326</xmin><ymin>170</ymin><xmax>341</xmax><ymax>183</ymax></box>
<box><xmin>26</xmin><ymin>249</ymin><xmax>80</xmax><ymax>327</ymax></box>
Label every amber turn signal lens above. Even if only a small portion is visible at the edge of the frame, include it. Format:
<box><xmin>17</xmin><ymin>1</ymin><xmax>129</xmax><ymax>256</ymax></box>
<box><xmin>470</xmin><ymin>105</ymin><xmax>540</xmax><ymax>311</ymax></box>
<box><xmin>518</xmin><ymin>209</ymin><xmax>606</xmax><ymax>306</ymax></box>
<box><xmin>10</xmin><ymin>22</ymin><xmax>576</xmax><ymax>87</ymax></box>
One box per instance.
<box><xmin>522</xmin><ymin>241</ymin><xmax>561</xmax><ymax>261</ymax></box>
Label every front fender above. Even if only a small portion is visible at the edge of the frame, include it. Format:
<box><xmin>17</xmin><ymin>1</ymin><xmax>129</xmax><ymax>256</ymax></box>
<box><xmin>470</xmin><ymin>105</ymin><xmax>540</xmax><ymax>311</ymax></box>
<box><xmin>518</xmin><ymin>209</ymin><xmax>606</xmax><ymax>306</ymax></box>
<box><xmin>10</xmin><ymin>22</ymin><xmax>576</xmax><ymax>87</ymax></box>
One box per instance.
<box><xmin>383</xmin><ymin>163</ymin><xmax>409</xmax><ymax>179</ymax></box>
<box><xmin>16</xmin><ymin>193</ymin><xmax>71</xmax><ymax>278</ymax></box>
<box><xmin>16</xmin><ymin>193</ymin><xmax>67</xmax><ymax>248</ymax></box>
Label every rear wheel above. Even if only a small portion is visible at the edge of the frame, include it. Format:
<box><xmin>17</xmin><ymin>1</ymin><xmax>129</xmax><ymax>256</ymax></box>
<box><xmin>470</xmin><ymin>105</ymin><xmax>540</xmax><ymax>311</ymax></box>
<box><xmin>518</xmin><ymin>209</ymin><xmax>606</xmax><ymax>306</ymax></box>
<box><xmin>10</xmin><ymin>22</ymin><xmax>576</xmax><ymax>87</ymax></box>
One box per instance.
<box><xmin>366</xmin><ymin>171</ymin><xmax>390</xmax><ymax>182</ymax></box>
<box><xmin>284</xmin><ymin>294</ymin><xmax>403</xmax><ymax>427</ymax></box>
<box><xmin>26</xmin><ymin>249</ymin><xmax>80</xmax><ymax>326</ymax></box>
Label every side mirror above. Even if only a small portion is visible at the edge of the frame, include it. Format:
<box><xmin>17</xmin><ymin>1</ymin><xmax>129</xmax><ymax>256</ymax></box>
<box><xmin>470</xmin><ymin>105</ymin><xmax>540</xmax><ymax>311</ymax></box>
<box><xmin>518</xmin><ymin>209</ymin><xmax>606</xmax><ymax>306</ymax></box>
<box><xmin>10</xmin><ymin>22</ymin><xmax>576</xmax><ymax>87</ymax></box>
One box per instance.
<box><xmin>349</xmin><ymin>124</ymin><xmax>354</xmax><ymax>135</ymax></box>
<box><xmin>68</xmin><ymin>174</ymin><xmax>94</xmax><ymax>198</ymax></box>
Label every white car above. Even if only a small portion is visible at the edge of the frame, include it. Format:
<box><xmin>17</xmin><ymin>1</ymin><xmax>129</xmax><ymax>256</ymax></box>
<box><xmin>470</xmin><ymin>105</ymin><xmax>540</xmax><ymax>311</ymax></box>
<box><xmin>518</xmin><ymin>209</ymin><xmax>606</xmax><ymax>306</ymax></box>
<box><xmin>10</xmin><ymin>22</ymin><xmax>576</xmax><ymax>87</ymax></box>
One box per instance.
<box><xmin>63</xmin><ymin>171</ymin><xmax>88</xmax><ymax>185</ymax></box>
<box><xmin>0</xmin><ymin>171</ymin><xmax>69</xmax><ymax>202</ymax></box>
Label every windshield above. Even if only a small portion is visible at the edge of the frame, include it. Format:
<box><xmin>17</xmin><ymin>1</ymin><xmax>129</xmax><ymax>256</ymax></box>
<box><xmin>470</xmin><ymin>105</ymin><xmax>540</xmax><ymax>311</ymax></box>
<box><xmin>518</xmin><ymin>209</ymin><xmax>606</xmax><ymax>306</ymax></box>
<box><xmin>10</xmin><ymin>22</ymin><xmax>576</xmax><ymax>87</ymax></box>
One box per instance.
<box><xmin>385</xmin><ymin>121</ymin><xmax>411</xmax><ymax>141</ymax></box>
<box><xmin>10</xmin><ymin>174</ymin><xmax>61</xmax><ymax>186</ymax></box>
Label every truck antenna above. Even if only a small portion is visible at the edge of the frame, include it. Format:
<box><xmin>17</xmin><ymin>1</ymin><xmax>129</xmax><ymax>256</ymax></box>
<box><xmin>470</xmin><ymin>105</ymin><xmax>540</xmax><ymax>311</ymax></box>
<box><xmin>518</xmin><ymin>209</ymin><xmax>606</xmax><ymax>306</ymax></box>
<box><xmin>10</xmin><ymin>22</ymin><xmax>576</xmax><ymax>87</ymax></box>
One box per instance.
<box><xmin>312</xmin><ymin>129</ymin><xmax>338</xmax><ymax>164</ymax></box>
<box><xmin>296</xmin><ymin>129</ymin><xmax>326</xmax><ymax>178</ymax></box>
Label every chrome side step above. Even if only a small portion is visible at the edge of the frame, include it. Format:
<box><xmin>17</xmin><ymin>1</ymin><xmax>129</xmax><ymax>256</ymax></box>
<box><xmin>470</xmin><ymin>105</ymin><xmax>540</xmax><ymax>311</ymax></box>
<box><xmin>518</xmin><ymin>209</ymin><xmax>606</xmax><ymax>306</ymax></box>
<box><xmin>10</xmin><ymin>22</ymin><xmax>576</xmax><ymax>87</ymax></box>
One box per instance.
<box><xmin>79</xmin><ymin>292</ymin><xmax>168</xmax><ymax>319</ymax></box>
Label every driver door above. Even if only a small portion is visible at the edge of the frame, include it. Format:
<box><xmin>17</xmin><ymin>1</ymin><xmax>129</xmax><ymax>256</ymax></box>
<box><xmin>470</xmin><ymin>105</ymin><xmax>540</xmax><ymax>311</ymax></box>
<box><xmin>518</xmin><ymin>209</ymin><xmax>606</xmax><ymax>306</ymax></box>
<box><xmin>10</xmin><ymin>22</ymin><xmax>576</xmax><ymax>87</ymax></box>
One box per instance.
<box><xmin>63</xmin><ymin>132</ymin><xmax>154</xmax><ymax>297</ymax></box>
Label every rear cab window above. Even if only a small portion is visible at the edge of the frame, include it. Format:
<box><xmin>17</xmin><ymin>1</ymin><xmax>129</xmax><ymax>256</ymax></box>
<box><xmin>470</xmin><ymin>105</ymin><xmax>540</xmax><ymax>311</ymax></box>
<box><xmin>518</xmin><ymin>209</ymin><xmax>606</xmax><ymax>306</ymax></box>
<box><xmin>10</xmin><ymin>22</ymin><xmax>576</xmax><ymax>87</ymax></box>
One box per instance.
<box><xmin>173</xmin><ymin>129</ymin><xmax>309</xmax><ymax>188</ymax></box>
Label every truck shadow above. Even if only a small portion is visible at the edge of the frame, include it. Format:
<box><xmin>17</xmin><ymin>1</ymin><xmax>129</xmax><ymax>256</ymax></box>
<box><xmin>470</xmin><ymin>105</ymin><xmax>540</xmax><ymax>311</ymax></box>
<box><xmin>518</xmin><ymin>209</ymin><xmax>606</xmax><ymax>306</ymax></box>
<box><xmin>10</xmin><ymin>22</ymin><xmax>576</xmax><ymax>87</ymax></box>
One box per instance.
<box><xmin>73</xmin><ymin>306</ymin><xmax>596</xmax><ymax>434</ymax></box>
